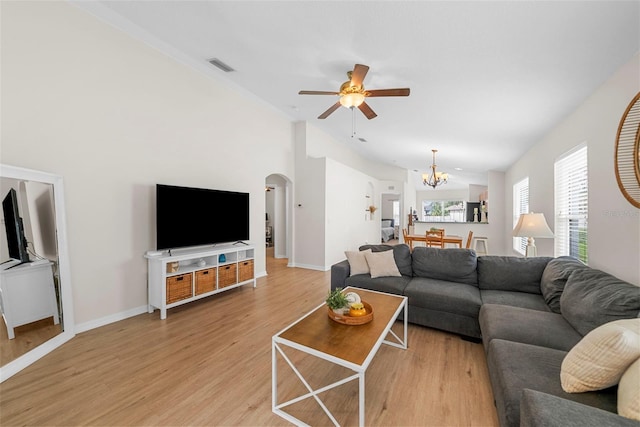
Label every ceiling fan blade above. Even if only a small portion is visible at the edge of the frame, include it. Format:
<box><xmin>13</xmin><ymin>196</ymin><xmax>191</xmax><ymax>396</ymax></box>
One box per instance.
<box><xmin>299</xmin><ymin>90</ymin><xmax>340</xmax><ymax>95</ymax></box>
<box><xmin>358</xmin><ymin>101</ymin><xmax>377</xmax><ymax>120</ymax></box>
<box><xmin>366</xmin><ymin>88</ymin><xmax>411</xmax><ymax>97</ymax></box>
<box><xmin>350</xmin><ymin>64</ymin><xmax>370</xmax><ymax>88</ymax></box>
<box><xmin>318</xmin><ymin>102</ymin><xmax>341</xmax><ymax>119</ymax></box>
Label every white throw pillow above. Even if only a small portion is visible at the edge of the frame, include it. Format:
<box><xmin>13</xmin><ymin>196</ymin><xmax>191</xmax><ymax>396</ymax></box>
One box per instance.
<box><xmin>345</xmin><ymin>249</ymin><xmax>371</xmax><ymax>276</ymax></box>
<box><xmin>364</xmin><ymin>250</ymin><xmax>401</xmax><ymax>278</ymax></box>
<box><xmin>618</xmin><ymin>357</ymin><xmax>640</xmax><ymax>420</ymax></box>
<box><xmin>561</xmin><ymin>318</ymin><xmax>640</xmax><ymax>393</ymax></box>
<box><xmin>381</xmin><ymin>220</ymin><xmax>392</xmax><ymax>227</ymax></box>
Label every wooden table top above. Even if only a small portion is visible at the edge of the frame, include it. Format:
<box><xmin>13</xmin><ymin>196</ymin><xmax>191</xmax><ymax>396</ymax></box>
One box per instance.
<box><xmin>406</xmin><ymin>234</ymin><xmax>464</xmax><ymax>247</ymax></box>
<box><xmin>275</xmin><ymin>287</ymin><xmax>405</xmax><ymax>367</ymax></box>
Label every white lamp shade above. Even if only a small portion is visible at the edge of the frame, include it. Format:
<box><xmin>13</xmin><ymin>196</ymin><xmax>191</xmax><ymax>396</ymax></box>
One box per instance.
<box><xmin>339</xmin><ymin>92</ymin><xmax>365</xmax><ymax>108</ymax></box>
<box><xmin>513</xmin><ymin>212</ymin><xmax>554</xmax><ymax>238</ymax></box>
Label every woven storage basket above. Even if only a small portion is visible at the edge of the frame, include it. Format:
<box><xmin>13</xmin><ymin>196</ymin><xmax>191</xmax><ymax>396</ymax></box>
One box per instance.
<box><xmin>218</xmin><ymin>264</ymin><xmax>237</xmax><ymax>288</ymax></box>
<box><xmin>195</xmin><ymin>268</ymin><xmax>216</xmax><ymax>295</ymax></box>
<box><xmin>166</xmin><ymin>273</ymin><xmax>192</xmax><ymax>304</ymax></box>
<box><xmin>238</xmin><ymin>260</ymin><xmax>254</xmax><ymax>282</ymax></box>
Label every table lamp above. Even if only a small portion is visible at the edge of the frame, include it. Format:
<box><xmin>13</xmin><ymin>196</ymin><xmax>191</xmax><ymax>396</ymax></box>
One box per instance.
<box><xmin>513</xmin><ymin>212</ymin><xmax>554</xmax><ymax>257</ymax></box>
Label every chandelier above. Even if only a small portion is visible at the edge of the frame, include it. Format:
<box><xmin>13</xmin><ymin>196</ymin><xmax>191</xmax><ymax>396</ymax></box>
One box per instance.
<box><xmin>422</xmin><ymin>149</ymin><xmax>449</xmax><ymax>188</ymax></box>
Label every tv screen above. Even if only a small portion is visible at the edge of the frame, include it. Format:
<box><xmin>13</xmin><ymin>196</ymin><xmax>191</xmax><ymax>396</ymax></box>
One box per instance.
<box><xmin>2</xmin><ymin>188</ymin><xmax>30</xmax><ymax>263</ymax></box>
<box><xmin>156</xmin><ymin>184</ymin><xmax>250</xmax><ymax>250</ymax></box>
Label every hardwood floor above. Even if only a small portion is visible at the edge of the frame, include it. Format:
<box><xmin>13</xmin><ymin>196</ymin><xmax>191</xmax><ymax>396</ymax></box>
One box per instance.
<box><xmin>0</xmin><ymin>317</ymin><xmax>62</xmax><ymax>365</ymax></box>
<box><xmin>0</xmin><ymin>254</ymin><xmax>498</xmax><ymax>426</ymax></box>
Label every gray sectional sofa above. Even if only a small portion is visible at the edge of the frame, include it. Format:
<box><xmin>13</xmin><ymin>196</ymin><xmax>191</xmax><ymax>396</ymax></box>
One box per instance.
<box><xmin>330</xmin><ymin>244</ymin><xmax>640</xmax><ymax>426</ymax></box>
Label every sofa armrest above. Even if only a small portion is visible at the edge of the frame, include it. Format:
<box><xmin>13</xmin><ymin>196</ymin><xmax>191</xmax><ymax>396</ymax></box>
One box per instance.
<box><xmin>331</xmin><ymin>260</ymin><xmax>350</xmax><ymax>291</ymax></box>
<box><xmin>520</xmin><ymin>389</ymin><xmax>635</xmax><ymax>427</ymax></box>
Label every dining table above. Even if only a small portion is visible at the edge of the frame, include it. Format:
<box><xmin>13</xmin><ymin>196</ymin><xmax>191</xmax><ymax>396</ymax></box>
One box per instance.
<box><xmin>405</xmin><ymin>234</ymin><xmax>464</xmax><ymax>250</ymax></box>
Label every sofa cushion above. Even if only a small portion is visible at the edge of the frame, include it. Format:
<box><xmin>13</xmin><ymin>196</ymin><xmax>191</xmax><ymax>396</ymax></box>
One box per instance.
<box><xmin>618</xmin><ymin>357</ymin><xmax>640</xmax><ymax>421</ymax></box>
<box><xmin>359</xmin><ymin>244</ymin><xmax>413</xmax><ymax>277</ymax></box>
<box><xmin>345</xmin><ymin>249</ymin><xmax>372</xmax><ymax>276</ymax></box>
<box><xmin>560</xmin><ymin>268</ymin><xmax>640</xmax><ymax>336</ymax></box>
<box><xmin>364</xmin><ymin>250</ymin><xmax>401</xmax><ymax>278</ymax></box>
<box><xmin>404</xmin><ymin>277</ymin><xmax>482</xmax><ymax>318</ymax></box>
<box><xmin>411</xmin><ymin>247</ymin><xmax>478</xmax><ymax>285</ymax></box>
<box><xmin>561</xmin><ymin>318</ymin><xmax>640</xmax><ymax>393</ymax></box>
<box><xmin>540</xmin><ymin>256</ymin><xmax>587</xmax><ymax>314</ymax></box>
<box><xmin>487</xmin><ymin>339</ymin><xmax>618</xmax><ymax>427</ymax></box>
<box><xmin>479</xmin><ymin>304</ymin><xmax>582</xmax><ymax>352</ymax></box>
<box><xmin>345</xmin><ymin>274</ymin><xmax>411</xmax><ymax>296</ymax></box>
<box><xmin>480</xmin><ymin>290</ymin><xmax>550</xmax><ymax>312</ymax></box>
<box><xmin>477</xmin><ymin>256</ymin><xmax>552</xmax><ymax>293</ymax></box>
<box><xmin>520</xmin><ymin>389</ymin><xmax>638</xmax><ymax>427</ymax></box>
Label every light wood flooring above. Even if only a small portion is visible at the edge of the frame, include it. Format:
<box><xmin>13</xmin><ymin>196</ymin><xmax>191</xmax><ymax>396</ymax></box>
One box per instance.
<box><xmin>1</xmin><ymin>316</ymin><xmax>62</xmax><ymax>365</ymax></box>
<box><xmin>0</xmin><ymin>253</ymin><xmax>498</xmax><ymax>426</ymax></box>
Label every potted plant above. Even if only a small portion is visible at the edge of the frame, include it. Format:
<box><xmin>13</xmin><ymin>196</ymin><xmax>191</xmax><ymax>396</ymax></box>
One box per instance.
<box><xmin>326</xmin><ymin>287</ymin><xmax>349</xmax><ymax>315</ymax></box>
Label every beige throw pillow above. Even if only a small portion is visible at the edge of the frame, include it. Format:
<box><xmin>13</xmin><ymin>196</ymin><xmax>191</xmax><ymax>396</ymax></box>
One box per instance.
<box><xmin>561</xmin><ymin>318</ymin><xmax>640</xmax><ymax>393</ymax></box>
<box><xmin>345</xmin><ymin>249</ymin><xmax>371</xmax><ymax>276</ymax></box>
<box><xmin>618</xmin><ymin>357</ymin><xmax>640</xmax><ymax>420</ymax></box>
<box><xmin>364</xmin><ymin>250</ymin><xmax>401</xmax><ymax>278</ymax></box>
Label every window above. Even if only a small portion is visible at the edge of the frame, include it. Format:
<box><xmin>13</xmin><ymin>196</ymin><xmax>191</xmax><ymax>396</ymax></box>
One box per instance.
<box><xmin>421</xmin><ymin>200</ymin><xmax>466</xmax><ymax>222</ymax></box>
<box><xmin>392</xmin><ymin>200</ymin><xmax>400</xmax><ymax>225</ymax></box>
<box><xmin>555</xmin><ymin>145</ymin><xmax>588</xmax><ymax>263</ymax></box>
<box><xmin>513</xmin><ymin>178</ymin><xmax>529</xmax><ymax>254</ymax></box>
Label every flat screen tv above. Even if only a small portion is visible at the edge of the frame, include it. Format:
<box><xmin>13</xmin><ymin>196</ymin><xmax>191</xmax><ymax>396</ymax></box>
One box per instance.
<box><xmin>2</xmin><ymin>188</ymin><xmax>30</xmax><ymax>264</ymax></box>
<box><xmin>156</xmin><ymin>184</ymin><xmax>250</xmax><ymax>250</ymax></box>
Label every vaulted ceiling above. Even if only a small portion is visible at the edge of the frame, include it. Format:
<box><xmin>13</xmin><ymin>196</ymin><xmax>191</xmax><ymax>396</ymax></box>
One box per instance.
<box><xmin>74</xmin><ymin>1</ymin><xmax>640</xmax><ymax>189</ymax></box>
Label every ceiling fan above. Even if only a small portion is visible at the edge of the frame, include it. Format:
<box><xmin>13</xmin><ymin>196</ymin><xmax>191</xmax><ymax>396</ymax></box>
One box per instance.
<box><xmin>298</xmin><ymin>64</ymin><xmax>410</xmax><ymax>120</ymax></box>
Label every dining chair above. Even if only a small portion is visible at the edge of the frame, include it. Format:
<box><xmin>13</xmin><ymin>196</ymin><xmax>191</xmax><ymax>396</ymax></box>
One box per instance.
<box><xmin>426</xmin><ymin>229</ymin><xmax>444</xmax><ymax>248</ymax></box>
<box><xmin>465</xmin><ymin>230</ymin><xmax>474</xmax><ymax>249</ymax></box>
<box><xmin>402</xmin><ymin>228</ymin><xmax>412</xmax><ymax>250</ymax></box>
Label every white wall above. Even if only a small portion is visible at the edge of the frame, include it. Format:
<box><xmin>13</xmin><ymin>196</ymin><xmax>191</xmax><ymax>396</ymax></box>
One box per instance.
<box><xmin>468</xmin><ymin>184</ymin><xmax>488</xmax><ymax>202</ymax></box>
<box><xmin>293</xmin><ymin>122</ymin><xmax>327</xmax><ymax>270</ymax></box>
<box><xmin>325</xmin><ymin>158</ymin><xmax>380</xmax><ymax>268</ymax></box>
<box><xmin>504</xmin><ymin>53</ymin><xmax>640</xmax><ymax>284</ymax></box>
<box><xmin>295</xmin><ymin>122</ymin><xmax>385</xmax><ymax>270</ymax></box>
<box><xmin>1</xmin><ymin>2</ymin><xmax>297</xmax><ymax>325</ymax></box>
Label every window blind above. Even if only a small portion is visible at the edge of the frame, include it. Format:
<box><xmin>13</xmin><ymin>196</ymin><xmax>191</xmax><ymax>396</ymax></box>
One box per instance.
<box><xmin>513</xmin><ymin>178</ymin><xmax>529</xmax><ymax>254</ymax></box>
<box><xmin>554</xmin><ymin>145</ymin><xmax>588</xmax><ymax>263</ymax></box>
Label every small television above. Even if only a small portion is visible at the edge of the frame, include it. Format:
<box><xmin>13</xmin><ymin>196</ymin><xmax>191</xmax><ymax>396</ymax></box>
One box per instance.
<box><xmin>2</xmin><ymin>188</ymin><xmax>30</xmax><ymax>264</ymax></box>
<box><xmin>156</xmin><ymin>184</ymin><xmax>250</xmax><ymax>250</ymax></box>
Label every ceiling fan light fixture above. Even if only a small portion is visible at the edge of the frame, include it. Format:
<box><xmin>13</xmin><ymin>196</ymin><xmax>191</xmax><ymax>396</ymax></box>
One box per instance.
<box><xmin>339</xmin><ymin>92</ymin><xmax>365</xmax><ymax>108</ymax></box>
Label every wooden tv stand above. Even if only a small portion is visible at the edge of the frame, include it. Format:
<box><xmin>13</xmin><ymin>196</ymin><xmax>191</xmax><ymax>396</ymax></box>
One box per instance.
<box><xmin>145</xmin><ymin>244</ymin><xmax>255</xmax><ymax>319</ymax></box>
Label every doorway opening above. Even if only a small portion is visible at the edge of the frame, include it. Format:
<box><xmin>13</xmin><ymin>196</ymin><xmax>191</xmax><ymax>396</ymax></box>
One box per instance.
<box><xmin>265</xmin><ymin>174</ymin><xmax>292</xmax><ymax>268</ymax></box>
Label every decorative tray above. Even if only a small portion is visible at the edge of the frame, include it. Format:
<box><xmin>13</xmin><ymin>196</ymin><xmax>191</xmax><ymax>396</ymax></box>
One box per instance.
<box><xmin>328</xmin><ymin>301</ymin><xmax>374</xmax><ymax>325</ymax></box>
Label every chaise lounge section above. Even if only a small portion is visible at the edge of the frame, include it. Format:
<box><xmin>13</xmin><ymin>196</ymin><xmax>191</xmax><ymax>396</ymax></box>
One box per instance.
<box><xmin>330</xmin><ymin>244</ymin><xmax>640</xmax><ymax>426</ymax></box>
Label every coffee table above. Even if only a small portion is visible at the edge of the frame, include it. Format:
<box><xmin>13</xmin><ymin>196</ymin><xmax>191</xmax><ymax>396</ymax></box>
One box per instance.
<box><xmin>272</xmin><ymin>287</ymin><xmax>408</xmax><ymax>426</ymax></box>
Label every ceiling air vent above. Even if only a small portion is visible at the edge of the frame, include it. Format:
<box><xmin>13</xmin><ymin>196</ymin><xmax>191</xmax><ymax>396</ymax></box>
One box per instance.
<box><xmin>208</xmin><ymin>58</ymin><xmax>235</xmax><ymax>72</ymax></box>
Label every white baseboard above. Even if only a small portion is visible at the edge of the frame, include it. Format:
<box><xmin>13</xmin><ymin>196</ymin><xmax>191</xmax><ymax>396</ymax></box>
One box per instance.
<box><xmin>75</xmin><ymin>270</ymin><xmax>267</xmax><ymax>334</ymax></box>
<box><xmin>288</xmin><ymin>263</ymin><xmax>329</xmax><ymax>271</ymax></box>
<box><xmin>75</xmin><ymin>305</ymin><xmax>148</xmax><ymax>334</ymax></box>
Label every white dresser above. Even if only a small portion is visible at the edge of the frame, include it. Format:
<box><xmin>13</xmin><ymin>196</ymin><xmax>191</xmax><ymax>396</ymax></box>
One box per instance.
<box><xmin>0</xmin><ymin>261</ymin><xmax>60</xmax><ymax>339</ymax></box>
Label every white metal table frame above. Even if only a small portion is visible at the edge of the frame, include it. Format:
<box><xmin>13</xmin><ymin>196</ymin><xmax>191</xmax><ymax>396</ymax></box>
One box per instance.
<box><xmin>272</xmin><ymin>290</ymin><xmax>408</xmax><ymax>427</ymax></box>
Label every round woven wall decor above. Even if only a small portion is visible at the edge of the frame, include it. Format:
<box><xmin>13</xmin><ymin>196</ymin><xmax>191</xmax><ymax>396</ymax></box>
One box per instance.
<box><xmin>615</xmin><ymin>92</ymin><xmax>640</xmax><ymax>208</ymax></box>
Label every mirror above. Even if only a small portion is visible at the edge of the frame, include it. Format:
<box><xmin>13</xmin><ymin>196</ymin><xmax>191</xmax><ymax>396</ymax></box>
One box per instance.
<box><xmin>0</xmin><ymin>165</ymin><xmax>75</xmax><ymax>382</ymax></box>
